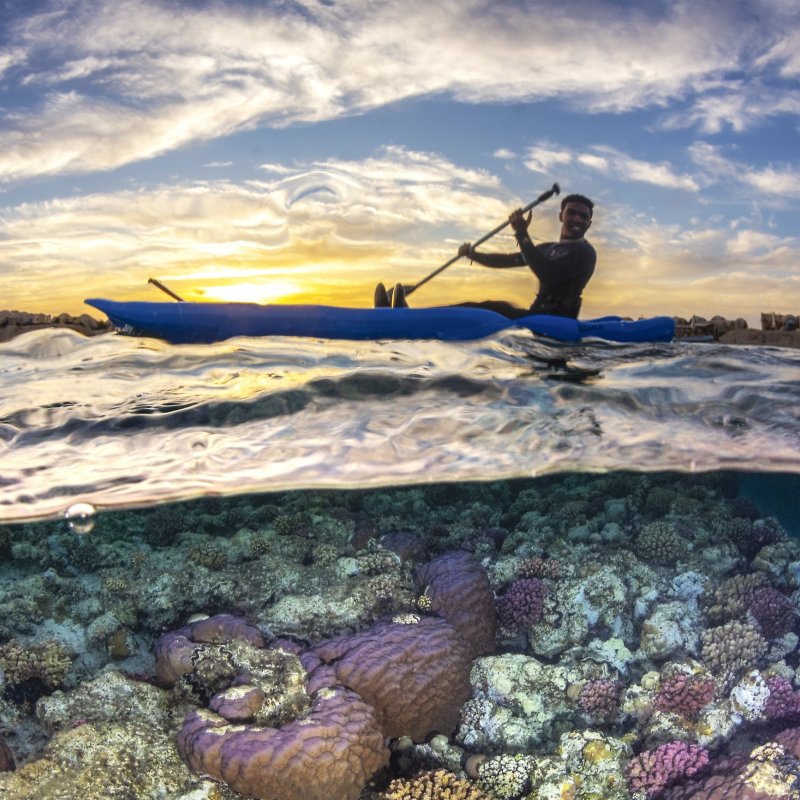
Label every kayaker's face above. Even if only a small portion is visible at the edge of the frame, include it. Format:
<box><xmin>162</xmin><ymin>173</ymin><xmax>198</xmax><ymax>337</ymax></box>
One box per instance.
<box><xmin>559</xmin><ymin>202</ymin><xmax>592</xmax><ymax>240</ymax></box>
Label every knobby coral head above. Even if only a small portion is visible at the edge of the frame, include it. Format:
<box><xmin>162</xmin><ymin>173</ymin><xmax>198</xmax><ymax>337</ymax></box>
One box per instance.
<box><xmin>178</xmin><ymin>685</ymin><xmax>387</xmax><ymax>800</ymax></box>
<box><xmin>154</xmin><ymin>551</ymin><xmax>497</xmax><ymax>800</ymax></box>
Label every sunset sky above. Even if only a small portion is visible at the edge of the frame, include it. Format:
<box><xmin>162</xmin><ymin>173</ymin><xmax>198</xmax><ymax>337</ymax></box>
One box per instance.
<box><xmin>1</xmin><ymin>0</ymin><xmax>799</xmax><ymax>326</ymax></box>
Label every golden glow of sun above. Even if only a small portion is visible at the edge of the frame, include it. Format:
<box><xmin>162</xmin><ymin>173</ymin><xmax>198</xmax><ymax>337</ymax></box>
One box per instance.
<box><xmin>195</xmin><ymin>281</ymin><xmax>305</xmax><ymax>305</ymax></box>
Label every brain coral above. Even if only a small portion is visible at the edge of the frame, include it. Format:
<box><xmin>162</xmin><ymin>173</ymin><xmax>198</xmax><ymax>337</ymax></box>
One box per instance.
<box><xmin>416</xmin><ymin>550</ymin><xmax>497</xmax><ymax>658</ymax></box>
<box><xmin>157</xmin><ymin>551</ymin><xmax>496</xmax><ymax>800</ymax></box>
<box><xmin>306</xmin><ymin>615</ymin><xmax>473</xmax><ymax>740</ymax></box>
<box><xmin>178</xmin><ymin>685</ymin><xmax>387</xmax><ymax>800</ymax></box>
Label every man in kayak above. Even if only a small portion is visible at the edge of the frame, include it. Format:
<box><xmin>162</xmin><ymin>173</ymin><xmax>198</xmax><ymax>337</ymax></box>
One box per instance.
<box><xmin>374</xmin><ymin>194</ymin><xmax>595</xmax><ymax>318</ymax></box>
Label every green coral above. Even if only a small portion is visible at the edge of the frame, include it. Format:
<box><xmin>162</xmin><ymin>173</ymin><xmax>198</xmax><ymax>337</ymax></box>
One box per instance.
<box><xmin>635</xmin><ymin>521</ymin><xmax>686</xmax><ymax>566</ymax></box>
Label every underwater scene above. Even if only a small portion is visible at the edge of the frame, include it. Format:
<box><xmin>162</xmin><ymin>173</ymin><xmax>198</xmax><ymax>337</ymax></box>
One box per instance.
<box><xmin>2</xmin><ymin>328</ymin><xmax>800</xmax><ymax>800</ymax></box>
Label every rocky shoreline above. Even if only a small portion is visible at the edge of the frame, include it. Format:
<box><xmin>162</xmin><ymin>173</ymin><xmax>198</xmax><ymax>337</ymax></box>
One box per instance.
<box><xmin>0</xmin><ymin>310</ymin><xmax>112</xmax><ymax>343</ymax></box>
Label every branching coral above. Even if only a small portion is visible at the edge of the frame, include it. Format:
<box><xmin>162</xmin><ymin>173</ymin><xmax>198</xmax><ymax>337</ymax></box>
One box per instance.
<box><xmin>636</xmin><ymin>522</ymin><xmax>687</xmax><ymax>567</ymax></box>
<box><xmin>701</xmin><ymin>621</ymin><xmax>766</xmax><ymax>691</ymax></box>
<box><xmin>496</xmin><ymin>578</ymin><xmax>547</xmax><ymax>633</ymax></box>
<box><xmin>655</xmin><ymin>671</ymin><xmax>715</xmax><ymax>721</ymax></box>
<box><xmin>748</xmin><ymin>586</ymin><xmax>798</xmax><ymax>639</ymax></box>
<box><xmin>625</xmin><ymin>741</ymin><xmax>709</xmax><ymax>799</ymax></box>
<box><xmin>379</xmin><ymin>769</ymin><xmax>491</xmax><ymax>800</ymax></box>
<box><xmin>578</xmin><ymin>678</ymin><xmax>624</xmax><ymax>721</ymax></box>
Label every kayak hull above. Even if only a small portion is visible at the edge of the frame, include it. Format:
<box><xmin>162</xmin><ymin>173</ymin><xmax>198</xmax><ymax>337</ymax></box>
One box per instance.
<box><xmin>84</xmin><ymin>299</ymin><xmax>675</xmax><ymax>344</ymax></box>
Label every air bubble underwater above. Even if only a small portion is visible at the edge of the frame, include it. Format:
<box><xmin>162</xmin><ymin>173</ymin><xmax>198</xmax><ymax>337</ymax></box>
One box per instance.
<box><xmin>64</xmin><ymin>502</ymin><xmax>97</xmax><ymax>534</ymax></box>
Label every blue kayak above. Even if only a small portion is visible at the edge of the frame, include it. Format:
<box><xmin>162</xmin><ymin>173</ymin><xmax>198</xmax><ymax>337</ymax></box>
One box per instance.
<box><xmin>85</xmin><ymin>298</ymin><xmax>675</xmax><ymax>345</ymax></box>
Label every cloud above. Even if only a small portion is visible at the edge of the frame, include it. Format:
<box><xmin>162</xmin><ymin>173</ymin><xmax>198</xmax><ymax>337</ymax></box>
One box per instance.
<box><xmin>526</xmin><ymin>141</ymin><xmax>699</xmax><ymax>191</ymax></box>
<box><xmin>663</xmin><ymin>84</ymin><xmax>800</xmax><ymax>134</ymax></box>
<box><xmin>689</xmin><ymin>142</ymin><xmax>800</xmax><ymax>199</ymax></box>
<box><xmin>1</xmin><ymin>0</ymin><xmax>797</xmax><ymax>183</ymax></box>
<box><xmin>524</xmin><ymin>144</ymin><xmax>574</xmax><ymax>174</ymax></box>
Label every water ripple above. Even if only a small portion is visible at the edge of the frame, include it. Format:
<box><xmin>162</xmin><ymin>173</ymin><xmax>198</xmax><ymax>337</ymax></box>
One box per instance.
<box><xmin>2</xmin><ymin>328</ymin><xmax>798</xmax><ymax>521</ymax></box>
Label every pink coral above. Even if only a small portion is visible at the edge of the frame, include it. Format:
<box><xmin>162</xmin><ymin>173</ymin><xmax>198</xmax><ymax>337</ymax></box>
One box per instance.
<box><xmin>655</xmin><ymin>672</ymin><xmax>715</xmax><ymax>721</ymax></box>
<box><xmin>578</xmin><ymin>678</ymin><xmax>624</xmax><ymax>720</ymax></box>
<box><xmin>764</xmin><ymin>676</ymin><xmax>800</xmax><ymax>722</ymax></box>
<box><xmin>497</xmin><ymin>577</ymin><xmax>548</xmax><ymax>632</ymax></box>
<box><xmin>625</xmin><ymin>741</ymin><xmax>710</xmax><ymax>799</ymax></box>
<box><xmin>748</xmin><ymin>586</ymin><xmax>798</xmax><ymax>640</ymax></box>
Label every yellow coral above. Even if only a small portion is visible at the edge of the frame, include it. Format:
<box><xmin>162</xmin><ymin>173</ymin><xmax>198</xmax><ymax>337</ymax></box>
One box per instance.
<box><xmin>582</xmin><ymin>739</ymin><xmax>612</xmax><ymax>764</ymax></box>
<box><xmin>380</xmin><ymin>769</ymin><xmax>491</xmax><ymax>800</ymax></box>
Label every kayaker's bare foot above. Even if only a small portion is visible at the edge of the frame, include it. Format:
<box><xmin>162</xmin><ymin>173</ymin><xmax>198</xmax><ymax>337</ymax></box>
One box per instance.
<box><xmin>374</xmin><ymin>282</ymin><xmax>390</xmax><ymax>307</ymax></box>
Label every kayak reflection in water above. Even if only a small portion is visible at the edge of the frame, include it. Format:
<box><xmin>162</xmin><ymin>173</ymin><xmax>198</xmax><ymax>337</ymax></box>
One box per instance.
<box><xmin>375</xmin><ymin>194</ymin><xmax>596</xmax><ymax>319</ymax></box>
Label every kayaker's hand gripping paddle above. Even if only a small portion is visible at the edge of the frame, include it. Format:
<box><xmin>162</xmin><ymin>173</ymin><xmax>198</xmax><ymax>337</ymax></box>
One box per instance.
<box><xmin>402</xmin><ymin>181</ymin><xmax>561</xmax><ymax>299</ymax></box>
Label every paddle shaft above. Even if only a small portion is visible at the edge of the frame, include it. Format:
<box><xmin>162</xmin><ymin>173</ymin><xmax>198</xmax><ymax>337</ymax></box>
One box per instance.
<box><xmin>404</xmin><ymin>182</ymin><xmax>560</xmax><ymax>298</ymax></box>
<box><xmin>148</xmin><ymin>278</ymin><xmax>184</xmax><ymax>302</ymax></box>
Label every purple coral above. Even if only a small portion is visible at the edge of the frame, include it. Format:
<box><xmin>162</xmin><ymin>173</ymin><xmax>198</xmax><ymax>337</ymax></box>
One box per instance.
<box><xmin>748</xmin><ymin>586</ymin><xmax>798</xmax><ymax>639</ymax></box>
<box><xmin>497</xmin><ymin>577</ymin><xmax>548</xmax><ymax>632</ymax></box>
<box><xmin>655</xmin><ymin>673</ymin><xmax>715</xmax><ymax>721</ymax></box>
<box><xmin>417</xmin><ymin>550</ymin><xmax>498</xmax><ymax>658</ymax></box>
<box><xmin>578</xmin><ymin>678</ymin><xmax>623</xmax><ymax>721</ymax></box>
<box><xmin>625</xmin><ymin>741</ymin><xmax>710</xmax><ymax>799</ymax></box>
<box><xmin>179</xmin><ymin>684</ymin><xmax>387</xmax><ymax>800</ymax></box>
<box><xmin>158</xmin><ymin>552</ymin><xmax>497</xmax><ymax>800</ymax></box>
<box><xmin>307</xmin><ymin>615</ymin><xmax>474</xmax><ymax>741</ymax></box>
<box><xmin>764</xmin><ymin>676</ymin><xmax>800</xmax><ymax>722</ymax></box>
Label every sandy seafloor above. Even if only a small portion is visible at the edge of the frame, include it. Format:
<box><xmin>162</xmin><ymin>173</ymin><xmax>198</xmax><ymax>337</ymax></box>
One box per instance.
<box><xmin>2</xmin><ymin>327</ymin><xmax>800</xmax><ymax>799</ymax></box>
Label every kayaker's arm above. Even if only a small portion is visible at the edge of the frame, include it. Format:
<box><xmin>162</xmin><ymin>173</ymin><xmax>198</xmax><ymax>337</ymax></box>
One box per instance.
<box><xmin>458</xmin><ymin>242</ymin><xmax>525</xmax><ymax>269</ymax></box>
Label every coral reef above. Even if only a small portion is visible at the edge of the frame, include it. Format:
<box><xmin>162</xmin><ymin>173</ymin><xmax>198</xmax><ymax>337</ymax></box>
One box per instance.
<box><xmin>2</xmin><ymin>473</ymin><xmax>800</xmax><ymax>800</ymax></box>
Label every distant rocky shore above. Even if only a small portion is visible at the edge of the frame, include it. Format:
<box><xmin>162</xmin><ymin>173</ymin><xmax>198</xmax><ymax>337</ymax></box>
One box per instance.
<box><xmin>673</xmin><ymin>312</ymin><xmax>800</xmax><ymax>348</ymax></box>
<box><xmin>0</xmin><ymin>310</ymin><xmax>112</xmax><ymax>342</ymax></box>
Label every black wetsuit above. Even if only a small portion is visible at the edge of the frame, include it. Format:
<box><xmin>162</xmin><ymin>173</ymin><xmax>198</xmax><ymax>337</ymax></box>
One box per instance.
<box><xmin>464</xmin><ymin>232</ymin><xmax>596</xmax><ymax>319</ymax></box>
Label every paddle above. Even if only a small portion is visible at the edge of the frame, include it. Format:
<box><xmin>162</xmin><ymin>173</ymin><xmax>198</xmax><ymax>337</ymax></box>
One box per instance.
<box><xmin>148</xmin><ymin>277</ymin><xmax>184</xmax><ymax>302</ymax></box>
<box><xmin>400</xmin><ymin>181</ymin><xmax>561</xmax><ymax>300</ymax></box>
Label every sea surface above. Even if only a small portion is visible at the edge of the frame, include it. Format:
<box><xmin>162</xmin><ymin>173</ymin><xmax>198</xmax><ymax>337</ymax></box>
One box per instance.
<box><xmin>2</xmin><ymin>326</ymin><xmax>800</xmax><ymax>799</ymax></box>
<box><xmin>2</xmin><ymin>327</ymin><xmax>799</xmax><ymax>524</ymax></box>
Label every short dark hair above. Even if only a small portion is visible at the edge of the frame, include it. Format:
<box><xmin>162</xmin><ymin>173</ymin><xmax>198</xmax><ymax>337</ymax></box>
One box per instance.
<box><xmin>561</xmin><ymin>194</ymin><xmax>594</xmax><ymax>216</ymax></box>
